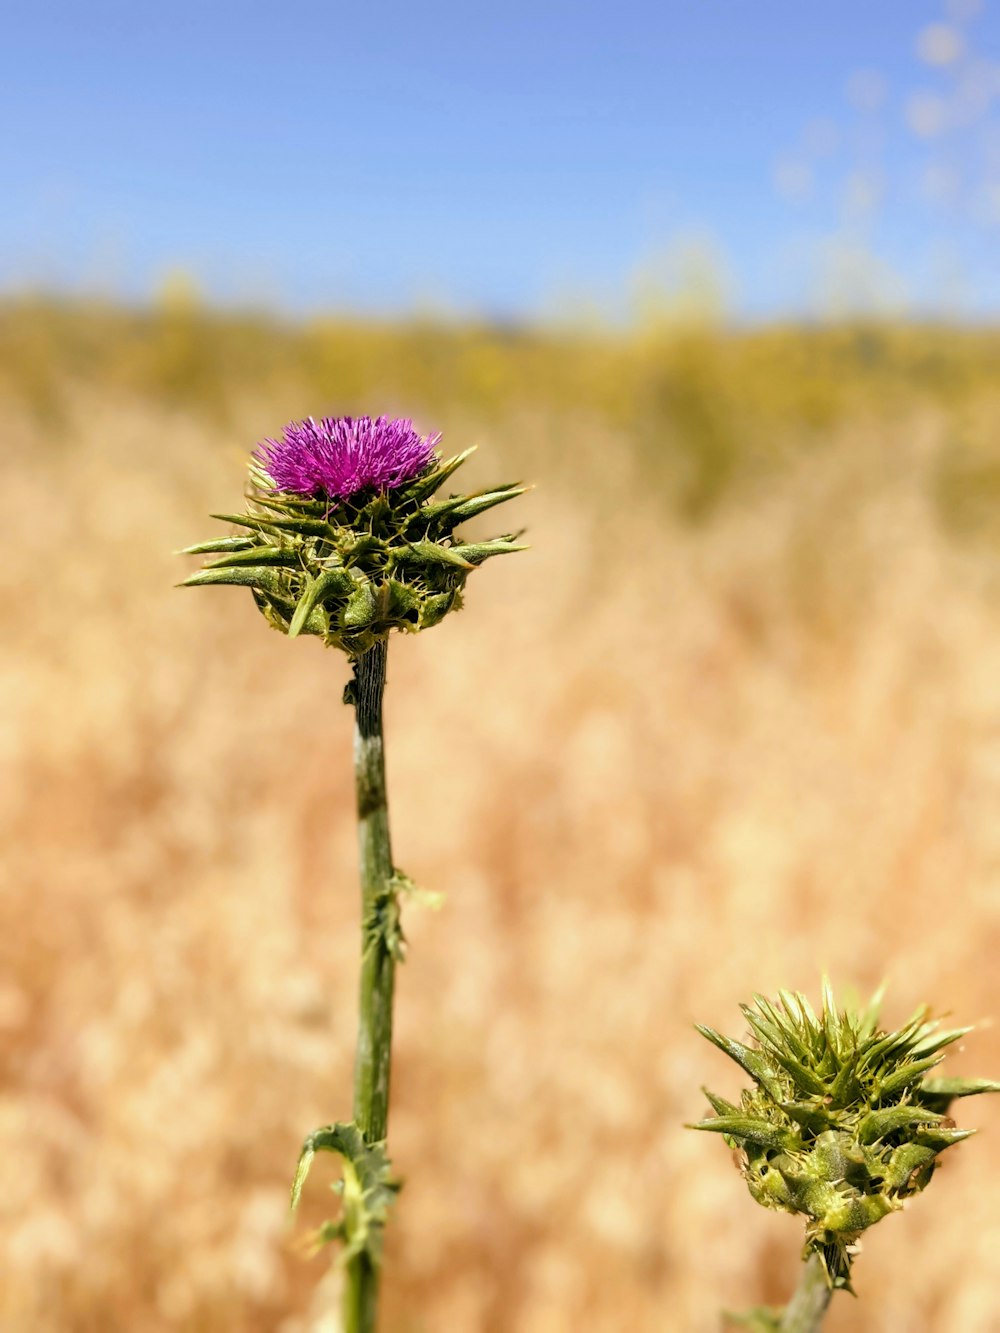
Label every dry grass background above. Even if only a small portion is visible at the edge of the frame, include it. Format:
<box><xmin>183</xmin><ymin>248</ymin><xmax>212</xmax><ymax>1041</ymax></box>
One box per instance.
<box><xmin>1</xmin><ymin>302</ymin><xmax>999</xmax><ymax>1331</ymax></box>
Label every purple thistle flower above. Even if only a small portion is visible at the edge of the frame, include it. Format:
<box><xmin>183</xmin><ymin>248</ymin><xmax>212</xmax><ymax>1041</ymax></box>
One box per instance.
<box><xmin>255</xmin><ymin>415</ymin><xmax>441</xmax><ymax>500</ymax></box>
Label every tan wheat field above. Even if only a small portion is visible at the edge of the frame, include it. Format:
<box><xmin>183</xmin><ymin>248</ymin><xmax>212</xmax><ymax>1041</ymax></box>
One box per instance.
<box><xmin>1</xmin><ymin>304</ymin><xmax>998</xmax><ymax>1331</ymax></box>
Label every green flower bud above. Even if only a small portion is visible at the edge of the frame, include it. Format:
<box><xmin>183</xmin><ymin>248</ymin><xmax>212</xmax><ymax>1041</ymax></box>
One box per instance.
<box><xmin>691</xmin><ymin>984</ymin><xmax>999</xmax><ymax>1289</ymax></box>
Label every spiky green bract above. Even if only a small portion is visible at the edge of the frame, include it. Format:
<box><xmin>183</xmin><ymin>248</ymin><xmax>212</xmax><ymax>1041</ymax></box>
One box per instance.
<box><xmin>291</xmin><ymin>1121</ymin><xmax>400</xmax><ymax>1269</ymax></box>
<box><xmin>692</xmin><ymin>986</ymin><xmax>999</xmax><ymax>1290</ymax></box>
<box><xmin>180</xmin><ymin>448</ymin><xmax>526</xmax><ymax>655</ymax></box>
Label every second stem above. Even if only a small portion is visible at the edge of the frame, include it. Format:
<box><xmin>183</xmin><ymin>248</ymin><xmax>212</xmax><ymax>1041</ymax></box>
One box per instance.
<box><xmin>780</xmin><ymin>1255</ymin><xmax>833</xmax><ymax>1333</ymax></box>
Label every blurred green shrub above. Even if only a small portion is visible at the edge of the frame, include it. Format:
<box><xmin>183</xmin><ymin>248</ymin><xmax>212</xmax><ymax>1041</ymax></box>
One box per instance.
<box><xmin>3</xmin><ymin>295</ymin><xmax>1000</xmax><ymax>525</ymax></box>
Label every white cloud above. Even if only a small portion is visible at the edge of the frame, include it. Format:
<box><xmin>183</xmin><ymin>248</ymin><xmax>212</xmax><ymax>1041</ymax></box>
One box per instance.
<box><xmin>905</xmin><ymin>92</ymin><xmax>951</xmax><ymax>139</ymax></box>
<box><xmin>802</xmin><ymin>118</ymin><xmax>840</xmax><ymax>158</ymax></box>
<box><xmin>773</xmin><ymin>157</ymin><xmax>814</xmax><ymax>204</ymax></box>
<box><xmin>920</xmin><ymin>162</ymin><xmax>962</xmax><ymax>205</ymax></box>
<box><xmin>846</xmin><ymin>69</ymin><xmax>887</xmax><ymax>113</ymax></box>
<box><xmin>970</xmin><ymin>181</ymin><xmax>1000</xmax><ymax>226</ymax></box>
<box><xmin>945</xmin><ymin>0</ymin><xmax>983</xmax><ymax>22</ymax></box>
<box><xmin>952</xmin><ymin>60</ymin><xmax>1000</xmax><ymax>125</ymax></box>
<box><xmin>916</xmin><ymin>24</ymin><xmax>964</xmax><ymax>67</ymax></box>
<box><xmin>841</xmin><ymin>170</ymin><xmax>884</xmax><ymax>221</ymax></box>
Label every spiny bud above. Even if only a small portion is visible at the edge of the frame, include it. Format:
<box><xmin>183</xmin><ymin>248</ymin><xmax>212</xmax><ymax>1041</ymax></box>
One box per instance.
<box><xmin>179</xmin><ymin>415</ymin><xmax>526</xmax><ymax>657</ymax></box>
<box><xmin>691</xmin><ymin>983</ymin><xmax>999</xmax><ymax>1290</ymax></box>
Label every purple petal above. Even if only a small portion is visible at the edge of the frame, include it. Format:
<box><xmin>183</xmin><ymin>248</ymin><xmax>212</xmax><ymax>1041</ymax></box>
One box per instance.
<box><xmin>254</xmin><ymin>415</ymin><xmax>439</xmax><ymax>499</ymax></box>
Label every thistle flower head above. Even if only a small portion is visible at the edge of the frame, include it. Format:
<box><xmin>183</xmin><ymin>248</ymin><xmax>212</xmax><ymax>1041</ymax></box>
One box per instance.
<box><xmin>181</xmin><ymin>417</ymin><xmax>526</xmax><ymax>657</ymax></box>
<box><xmin>692</xmin><ymin>984</ymin><xmax>999</xmax><ymax>1290</ymax></box>
<box><xmin>255</xmin><ymin>415</ymin><xmax>440</xmax><ymax>499</ymax></box>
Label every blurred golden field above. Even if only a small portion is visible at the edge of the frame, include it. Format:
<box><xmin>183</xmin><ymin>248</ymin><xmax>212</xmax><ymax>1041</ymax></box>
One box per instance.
<box><xmin>2</xmin><ymin>298</ymin><xmax>1000</xmax><ymax>1332</ymax></box>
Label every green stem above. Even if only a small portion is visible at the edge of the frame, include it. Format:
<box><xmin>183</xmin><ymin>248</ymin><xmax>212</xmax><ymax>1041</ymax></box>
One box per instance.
<box><xmin>780</xmin><ymin>1255</ymin><xmax>833</xmax><ymax>1333</ymax></box>
<box><xmin>345</xmin><ymin>638</ymin><xmax>396</xmax><ymax>1333</ymax></box>
<box><xmin>343</xmin><ymin>1258</ymin><xmax>379</xmax><ymax>1333</ymax></box>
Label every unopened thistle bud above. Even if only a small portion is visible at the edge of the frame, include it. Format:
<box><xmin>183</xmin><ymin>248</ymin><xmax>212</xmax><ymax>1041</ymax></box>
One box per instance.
<box><xmin>180</xmin><ymin>414</ymin><xmax>526</xmax><ymax>656</ymax></box>
<box><xmin>691</xmin><ymin>983</ymin><xmax>998</xmax><ymax>1291</ymax></box>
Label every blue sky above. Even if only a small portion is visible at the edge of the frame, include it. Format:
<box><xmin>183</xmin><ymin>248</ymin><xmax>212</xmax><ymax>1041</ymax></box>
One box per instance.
<box><xmin>3</xmin><ymin>0</ymin><xmax>999</xmax><ymax>319</ymax></box>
